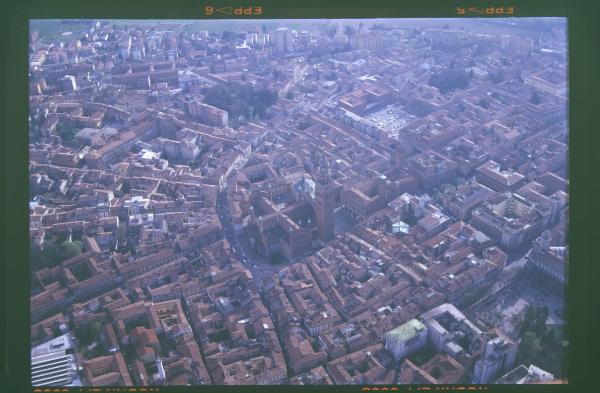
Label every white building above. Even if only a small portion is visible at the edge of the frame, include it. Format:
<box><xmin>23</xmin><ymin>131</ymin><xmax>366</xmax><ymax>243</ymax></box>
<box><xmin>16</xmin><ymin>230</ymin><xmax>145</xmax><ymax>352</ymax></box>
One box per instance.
<box><xmin>31</xmin><ymin>333</ymin><xmax>81</xmax><ymax>386</ymax></box>
<box><xmin>472</xmin><ymin>330</ymin><xmax>517</xmax><ymax>384</ymax></box>
<box><xmin>384</xmin><ymin>319</ymin><xmax>428</xmax><ymax>361</ymax></box>
<box><xmin>246</xmin><ymin>33</ymin><xmax>271</xmax><ymax>47</ymax></box>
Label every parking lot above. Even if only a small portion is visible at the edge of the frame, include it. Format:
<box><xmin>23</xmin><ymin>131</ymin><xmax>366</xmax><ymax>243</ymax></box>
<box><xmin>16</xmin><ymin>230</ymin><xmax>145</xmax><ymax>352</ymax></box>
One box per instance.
<box><xmin>366</xmin><ymin>105</ymin><xmax>415</xmax><ymax>137</ymax></box>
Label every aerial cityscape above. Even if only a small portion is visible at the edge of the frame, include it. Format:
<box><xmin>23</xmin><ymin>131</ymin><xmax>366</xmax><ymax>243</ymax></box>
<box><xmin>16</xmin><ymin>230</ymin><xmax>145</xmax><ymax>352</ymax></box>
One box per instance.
<box><xmin>28</xmin><ymin>18</ymin><xmax>568</xmax><ymax>386</ymax></box>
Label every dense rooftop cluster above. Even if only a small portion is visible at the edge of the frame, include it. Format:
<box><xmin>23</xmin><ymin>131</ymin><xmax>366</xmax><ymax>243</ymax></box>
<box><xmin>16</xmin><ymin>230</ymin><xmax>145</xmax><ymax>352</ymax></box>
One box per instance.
<box><xmin>29</xmin><ymin>18</ymin><xmax>568</xmax><ymax>386</ymax></box>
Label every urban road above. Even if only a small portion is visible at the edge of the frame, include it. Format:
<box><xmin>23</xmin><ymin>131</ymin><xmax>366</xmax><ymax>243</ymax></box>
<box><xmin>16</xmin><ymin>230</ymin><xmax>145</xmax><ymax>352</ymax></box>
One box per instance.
<box><xmin>215</xmin><ymin>131</ymin><xmax>284</xmax><ymax>285</ymax></box>
<box><xmin>216</xmin><ymin>188</ymin><xmax>281</xmax><ymax>283</ymax></box>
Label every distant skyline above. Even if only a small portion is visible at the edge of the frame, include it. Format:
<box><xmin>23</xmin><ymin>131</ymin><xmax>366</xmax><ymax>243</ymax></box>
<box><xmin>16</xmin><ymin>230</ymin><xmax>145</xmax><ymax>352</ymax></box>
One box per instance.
<box><xmin>31</xmin><ymin>17</ymin><xmax>566</xmax><ymax>37</ymax></box>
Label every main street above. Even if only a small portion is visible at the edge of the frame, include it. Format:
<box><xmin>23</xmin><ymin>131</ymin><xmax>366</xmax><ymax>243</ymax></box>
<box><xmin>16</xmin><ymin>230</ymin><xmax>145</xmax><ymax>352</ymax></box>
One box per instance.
<box><xmin>215</xmin><ymin>127</ymin><xmax>284</xmax><ymax>284</ymax></box>
<box><xmin>216</xmin><ymin>188</ymin><xmax>280</xmax><ymax>283</ymax></box>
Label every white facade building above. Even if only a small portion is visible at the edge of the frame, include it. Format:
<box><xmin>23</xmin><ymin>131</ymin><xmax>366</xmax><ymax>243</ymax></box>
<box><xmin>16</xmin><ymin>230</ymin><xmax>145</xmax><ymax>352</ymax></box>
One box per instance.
<box><xmin>384</xmin><ymin>319</ymin><xmax>428</xmax><ymax>361</ymax></box>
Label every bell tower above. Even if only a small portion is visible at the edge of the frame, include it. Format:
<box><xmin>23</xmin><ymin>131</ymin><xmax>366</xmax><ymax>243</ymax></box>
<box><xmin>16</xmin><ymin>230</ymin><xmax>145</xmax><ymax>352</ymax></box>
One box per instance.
<box><xmin>314</xmin><ymin>155</ymin><xmax>336</xmax><ymax>243</ymax></box>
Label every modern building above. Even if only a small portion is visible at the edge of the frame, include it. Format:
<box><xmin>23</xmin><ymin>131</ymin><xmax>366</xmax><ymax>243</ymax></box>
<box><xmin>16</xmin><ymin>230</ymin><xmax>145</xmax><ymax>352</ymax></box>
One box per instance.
<box><xmin>384</xmin><ymin>319</ymin><xmax>428</xmax><ymax>361</ymax></box>
<box><xmin>273</xmin><ymin>28</ymin><xmax>293</xmax><ymax>54</ymax></box>
<box><xmin>472</xmin><ymin>329</ymin><xmax>517</xmax><ymax>384</ymax></box>
<box><xmin>184</xmin><ymin>97</ymin><xmax>229</xmax><ymax>127</ymax></box>
<box><xmin>31</xmin><ymin>333</ymin><xmax>80</xmax><ymax>386</ymax></box>
<box><xmin>245</xmin><ymin>33</ymin><xmax>271</xmax><ymax>47</ymax></box>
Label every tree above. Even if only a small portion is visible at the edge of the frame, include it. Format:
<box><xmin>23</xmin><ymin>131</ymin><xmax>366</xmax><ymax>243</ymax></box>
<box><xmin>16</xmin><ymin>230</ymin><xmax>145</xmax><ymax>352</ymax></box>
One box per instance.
<box><xmin>324</xmin><ymin>25</ymin><xmax>337</xmax><ymax>38</ymax></box>
<box><xmin>478</xmin><ymin>97</ymin><xmax>491</xmax><ymax>109</ymax></box>
<box><xmin>517</xmin><ymin>304</ymin><xmax>549</xmax><ymax>336</ymax></box>
<box><xmin>75</xmin><ymin>324</ymin><xmax>93</xmax><ymax>346</ymax></box>
<box><xmin>489</xmin><ymin>70</ymin><xmax>505</xmax><ymax>85</ymax></box>
<box><xmin>221</xmin><ymin>30</ymin><xmax>235</xmax><ymax>41</ymax></box>
<box><xmin>59</xmin><ymin>241</ymin><xmax>83</xmax><ymax>261</ymax></box>
<box><xmin>121</xmin><ymin>180</ymin><xmax>131</xmax><ymax>194</ymax></box>
<box><xmin>116</xmin><ymin>224</ymin><xmax>128</xmax><ymax>250</ymax></box>
<box><xmin>520</xmin><ymin>332</ymin><xmax>543</xmax><ymax>356</ymax></box>
<box><xmin>530</xmin><ymin>92</ymin><xmax>542</xmax><ymax>105</ymax></box>
<box><xmin>90</xmin><ymin>321</ymin><xmax>103</xmax><ymax>338</ymax></box>
<box><xmin>514</xmin><ymin>305</ymin><xmax>565</xmax><ymax>377</ymax></box>
<box><xmin>56</xmin><ymin>123</ymin><xmax>78</xmax><ymax>142</ymax></box>
<box><xmin>429</xmin><ymin>67</ymin><xmax>472</xmax><ymax>94</ymax></box>
<box><xmin>30</xmin><ymin>243</ymin><xmax>43</xmax><ymax>267</ymax></box>
<box><xmin>269</xmin><ymin>251</ymin><xmax>285</xmax><ymax>265</ymax></box>
<box><xmin>432</xmin><ymin>190</ymin><xmax>444</xmax><ymax>206</ymax></box>
<box><xmin>297</xmin><ymin>118</ymin><xmax>311</xmax><ymax>130</ymax></box>
<box><xmin>543</xmin><ymin>328</ymin><xmax>557</xmax><ymax>347</ymax></box>
<box><xmin>40</xmin><ymin>241</ymin><xmax>61</xmax><ymax>268</ymax></box>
